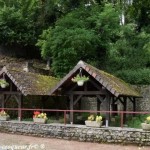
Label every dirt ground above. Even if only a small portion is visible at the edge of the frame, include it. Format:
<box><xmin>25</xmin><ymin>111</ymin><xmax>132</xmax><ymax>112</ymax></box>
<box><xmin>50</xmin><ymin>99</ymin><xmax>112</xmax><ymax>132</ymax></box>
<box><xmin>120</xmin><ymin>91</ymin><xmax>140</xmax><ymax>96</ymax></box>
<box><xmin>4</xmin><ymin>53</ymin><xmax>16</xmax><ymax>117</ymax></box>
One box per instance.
<box><xmin>0</xmin><ymin>133</ymin><xmax>149</xmax><ymax>150</ymax></box>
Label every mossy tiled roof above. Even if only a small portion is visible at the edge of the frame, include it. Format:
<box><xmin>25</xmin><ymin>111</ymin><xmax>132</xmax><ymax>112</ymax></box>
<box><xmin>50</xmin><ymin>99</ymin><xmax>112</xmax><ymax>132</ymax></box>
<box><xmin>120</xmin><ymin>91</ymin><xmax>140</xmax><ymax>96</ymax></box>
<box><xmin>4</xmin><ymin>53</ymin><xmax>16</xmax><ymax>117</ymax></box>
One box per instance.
<box><xmin>85</xmin><ymin>63</ymin><xmax>140</xmax><ymax>97</ymax></box>
<box><xmin>49</xmin><ymin>60</ymin><xmax>140</xmax><ymax>97</ymax></box>
<box><xmin>0</xmin><ymin>66</ymin><xmax>59</xmax><ymax>96</ymax></box>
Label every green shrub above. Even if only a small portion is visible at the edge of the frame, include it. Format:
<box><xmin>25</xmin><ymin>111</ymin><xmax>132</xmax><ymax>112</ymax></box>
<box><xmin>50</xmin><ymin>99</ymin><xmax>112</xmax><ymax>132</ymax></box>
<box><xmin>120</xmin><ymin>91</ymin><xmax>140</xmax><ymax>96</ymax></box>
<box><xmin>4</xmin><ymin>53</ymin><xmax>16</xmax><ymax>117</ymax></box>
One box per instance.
<box><xmin>115</xmin><ymin>68</ymin><xmax>150</xmax><ymax>84</ymax></box>
<box><xmin>127</xmin><ymin>114</ymin><xmax>150</xmax><ymax>128</ymax></box>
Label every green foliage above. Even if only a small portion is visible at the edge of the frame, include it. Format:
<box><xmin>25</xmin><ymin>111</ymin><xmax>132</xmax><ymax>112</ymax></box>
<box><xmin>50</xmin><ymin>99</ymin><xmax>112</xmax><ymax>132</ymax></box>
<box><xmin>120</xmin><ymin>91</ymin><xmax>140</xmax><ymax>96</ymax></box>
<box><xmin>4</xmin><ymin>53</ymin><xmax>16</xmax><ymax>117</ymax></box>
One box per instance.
<box><xmin>127</xmin><ymin>116</ymin><xmax>141</xmax><ymax>128</ymax></box>
<box><xmin>110</xmin><ymin>116</ymin><xmax>121</xmax><ymax>127</ymax></box>
<box><xmin>37</xmin><ymin>4</ymin><xmax>120</xmax><ymax>77</ymax></box>
<box><xmin>81</xmin><ymin>112</ymin><xmax>90</xmax><ymax>120</ymax></box>
<box><xmin>71</xmin><ymin>74</ymin><xmax>89</xmax><ymax>82</ymax></box>
<box><xmin>127</xmin><ymin>114</ymin><xmax>150</xmax><ymax>129</ymax></box>
<box><xmin>107</xmin><ymin>24</ymin><xmax>150</xmax><ymax>69</ymax></box>
<box><xmin>106</xmin><ymin>23</ymin><xmax>150</xmax><ymax>84</ymax></box>
<box><xmin>0</xmin><ymin>0</ymin><xmax>61</xmax><ymax>47</ymax></box>
<box><xmin>0</xmin><ymin>79</ymin><xmax>9</xmax><ymax>87</ymax></box>
<box><xmin>0</xmin><ymin>0</ymin><xmax>149</xmax><ymax>85</ymax></box>
<box><xmin>127</xmin><ymin>0</ymin><xmax>150</xmax><ymax>30</ymax></box>
<box><xmin>0</xmin><ymin>0</ymin><xmax>41</xmax><ymax>46</ymax></box>
<box><xmin>111</xmin><ymin>114</ymin><xmax>150</xmax><ymax>128</ymax></box>
<box><xmin>115</xmin><ymin>69</ymin><xmax>150</xmax><ymax>84</ymax></box>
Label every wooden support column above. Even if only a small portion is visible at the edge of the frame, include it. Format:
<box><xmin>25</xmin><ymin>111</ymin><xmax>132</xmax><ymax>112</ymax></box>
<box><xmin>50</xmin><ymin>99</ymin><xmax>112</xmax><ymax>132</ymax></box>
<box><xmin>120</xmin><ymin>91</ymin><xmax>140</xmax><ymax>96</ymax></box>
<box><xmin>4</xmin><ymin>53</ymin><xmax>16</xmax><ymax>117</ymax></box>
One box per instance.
<box><xmin>133</xmin><ymin>97</ymin><xmax>136</xmax><ymax>117</ymax></box>
<box><xmin>105</xmin><ymin>95</ymin><xmax>110</xmax><ymax>127</ymax></box>
<box><xmin>1</xmin><ymin>94</ymin><xmax>11</xmax><ymax>109</ymax></box>
<box><xmin>123</xmin><ymin>97</ymin><xmax>127</xmax><ymax>124</ymax></box>
<box><xmin>1</xmin><ymin>94</ymin><xmax>5</xmax><ymax>108</ymax></box>
<box><xmin>69</xmin><ymin>94</ymin><xmax>74</xmax><ymax>124</ymax></box>
<box><xmin>18</xmin><ymin>95</ymin><xmax>23</xmax><ymax>121</ymax></box>
<box><xmin>129</xmin><ymin>97</ymin><xmax>136</xmax><ymax>117</ymax></box>
<box><xmin>111</xmin><ymin>97</ymin><xmax>118</xmax><ymax>116</ymax></box>
<box><xmin>19</xmin><ymin>95</ymin><xmax>23</xmax><ymax>121</ymax></box>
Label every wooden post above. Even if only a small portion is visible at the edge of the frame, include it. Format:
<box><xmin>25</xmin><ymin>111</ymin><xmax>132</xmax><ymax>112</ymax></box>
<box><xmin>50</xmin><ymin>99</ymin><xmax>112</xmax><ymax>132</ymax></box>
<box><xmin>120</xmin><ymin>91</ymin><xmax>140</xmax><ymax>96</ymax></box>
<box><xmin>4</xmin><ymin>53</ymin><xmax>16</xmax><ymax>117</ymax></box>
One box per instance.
<box><xmin>1</xmin><ymin>94</ymin><xmax>5</xmax><ymax>109</ymax></box>
<box><xmin>111</xmin><ymin>97</ymin><xmax>118</xmax><ymax>116</ymax></box>
<box><xmin>133</xmin><ymin>97</ymin><xmax>136</xmax><ymax>117</ymax></box>
<box><xmin>105</xmin><ymin>95</ymin><xmax>110</xmax><ymax>127</ymax></box>
<box><xmin>128</xmin><ymin>97</ymin><xmax>136</xmax><ymax>117</ymax></box>
<box><xmin>123</xmin><ymin>97</ymin><xmax>127</xmax><ymax>124</ymax></box>
<box><xmin>18</xmin><ymin>95</ymin><xmax>23</xmax><ymax>121</ymax></box>
<box><xmin>69</xmin><ymin>95</ymin><xmax>74</xmax><ymax>124</ymax></box>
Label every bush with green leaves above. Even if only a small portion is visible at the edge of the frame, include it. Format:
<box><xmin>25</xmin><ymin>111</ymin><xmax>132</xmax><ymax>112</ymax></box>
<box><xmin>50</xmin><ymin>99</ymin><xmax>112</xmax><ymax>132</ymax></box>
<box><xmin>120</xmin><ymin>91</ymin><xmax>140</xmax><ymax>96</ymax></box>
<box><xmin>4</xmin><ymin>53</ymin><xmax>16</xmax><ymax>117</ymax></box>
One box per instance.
<box><xmin>115</xmin><ymin>68</ymin><xmax>150</xmax><ymax>84</ymax></box>
<box><xmin>126</xmin><ymin>114</ymin><xmax>150</xmax><ymax>129</ymax></box>
<box><xmin>37</xmin><ymin>4</ymin><xmax>121</xmax><ymax>77</ymax></box>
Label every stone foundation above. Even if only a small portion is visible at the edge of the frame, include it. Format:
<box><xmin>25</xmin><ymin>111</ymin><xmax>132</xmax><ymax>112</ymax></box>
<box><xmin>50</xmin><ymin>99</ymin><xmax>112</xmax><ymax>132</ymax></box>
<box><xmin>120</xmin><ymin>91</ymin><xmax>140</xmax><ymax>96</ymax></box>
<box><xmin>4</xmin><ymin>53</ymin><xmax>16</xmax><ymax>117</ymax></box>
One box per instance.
<box><xmin>0</xmin><ymin>121</ymin><xmax>150</xmax><ymax>146</ymax></box>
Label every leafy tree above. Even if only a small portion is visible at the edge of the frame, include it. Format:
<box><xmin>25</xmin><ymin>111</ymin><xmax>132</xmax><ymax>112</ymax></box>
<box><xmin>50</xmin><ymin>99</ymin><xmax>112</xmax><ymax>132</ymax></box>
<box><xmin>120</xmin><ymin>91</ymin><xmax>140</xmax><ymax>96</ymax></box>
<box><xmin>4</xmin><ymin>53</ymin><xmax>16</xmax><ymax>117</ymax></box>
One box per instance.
<box><xmin>37</xmin><ymin>4</ymin><xmax>121</xmax><ymax>77</ymax></box>
<box><xmin>0</xmin><ymin>0</ymin><xmax>42</xmax><ymax>47</ymax></box>
<box><xmin>127</xmin><ymin>0</ymin><xmax>150</xmax><ymax>31</ymax></box>
<box><xmin>107</xmin><ymin>24</ymin><xmax>150</xmax><ymax>70</ymax></box>
<box><xmin>107</xmin><ymin>23</ymin><xmax>150</xmax><ymax>84</ymax></box>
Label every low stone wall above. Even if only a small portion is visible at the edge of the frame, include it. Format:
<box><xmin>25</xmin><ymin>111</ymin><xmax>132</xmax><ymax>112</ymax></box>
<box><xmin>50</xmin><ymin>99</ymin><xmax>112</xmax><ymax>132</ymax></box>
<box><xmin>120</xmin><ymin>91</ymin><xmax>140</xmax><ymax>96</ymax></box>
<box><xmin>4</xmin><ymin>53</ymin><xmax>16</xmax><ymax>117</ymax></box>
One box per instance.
<box><xmin>0</xmin><ymin>121</ymin><xmax>150</xmax><ymax>146</ymax></box>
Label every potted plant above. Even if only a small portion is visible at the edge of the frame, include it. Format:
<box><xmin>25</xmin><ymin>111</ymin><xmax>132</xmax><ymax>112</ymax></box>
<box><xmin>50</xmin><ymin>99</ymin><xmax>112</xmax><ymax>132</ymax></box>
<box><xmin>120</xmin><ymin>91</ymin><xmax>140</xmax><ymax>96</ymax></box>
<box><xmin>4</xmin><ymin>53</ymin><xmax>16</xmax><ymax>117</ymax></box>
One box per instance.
<box><xmin>71</xmin><ymin>74</ymin><xmax>89</xmax><ymax>86</ymax></box>
<box><xmin>0</xmin><ymin>110</ymin><xmax>10</xmax><ymax>121</ymax></box>
<box><xmin>0</xmin><ymin>79</ymin><xmax>9</xmax><ymax>88</ymax></box>
<box><xmin>85</xmin><ymin>114</ymin><xmax>103</xmax><ymax>127</ymax></box>
<box><xmin>141</xmin><ymin>116</ymin><xmax>150</xmax><ymax>130</ymax></box>
<box><xmin>33</xmin><ymin>111</ymin><xmax>48</xmax><ymax>124</ymax></box>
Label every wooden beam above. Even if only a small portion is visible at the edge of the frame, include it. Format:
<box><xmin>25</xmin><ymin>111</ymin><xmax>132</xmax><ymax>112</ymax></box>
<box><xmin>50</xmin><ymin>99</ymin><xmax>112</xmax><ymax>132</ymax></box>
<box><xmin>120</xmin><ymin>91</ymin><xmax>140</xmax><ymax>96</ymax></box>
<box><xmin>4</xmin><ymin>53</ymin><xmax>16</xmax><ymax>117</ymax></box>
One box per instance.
<box><xmin>73</xmin><ymin>95</ymin><xmax>83</xmax><ymax>106</ymax></box>
<box><xmin>96</xmin><ymin>95</ymin><xmax>105</xmax><ymax>103</ymax></box>
<box><xmin>89</xmin><ymin>79</ymin><xmax>102</xmax><ymax>91</ymax></box>
<box><xmin>67</xmin><ymin>91</ymin><xmax>107</xmax><ymax>95</ymax></box>
<box><xmin>69</xmin><ymin>95</ymin><xmax>74</xmax><ymax>124</ymax></box>
<box><xmin>133</xmin><ymin>97</ymin><xmax>136</xmax><ymax>116</ymax></box>
<box><xmin>123</xmin><ymin>97</ymin><xmax>127</xmax><ymax>124</ymax></box>
<box><xmin>118</xmin><ymin>97</ymin><xmax>124</xmax><ymax>105</ymax></box>
<box><xmin>0</xmin><ymin>91</ymin><xmax>21</xmax><ymax>95</ymax></box>
<box><xmin>67</xmin><ymin>84</ymin><xmax>78</xmax><ymax>93</ymax></box>
<box><xmin>128</xmin><ymin>97</ymin><xmax>134</xmax><ymax>103</ymax></box>
<box><xmin>18</xmin><ymin>95</ymin><xmax>23</xmax><ymax>121</ymax></box>
<box><xmin>1</xmin><ymin>94</ymin><xmax>5</xmax><ymax>108</ymax></box>
<box><xmin>105</xmin><ymin>95</ymin><xmax>111</xmax><ymax>127</ymax></box>
<box><xmin>4</xmin><ymin>95</ymin><xmax>11</xmax><ymax>104</ymax></box>
<box><xmin>13</xmin><ymin>95</ymin><xmax>20</xmax><ymax>104</ymax></box>
<box><xmin>113</xmin><ymin>98</ymin><xmax>118</xmax><ymax>104</ymax></box>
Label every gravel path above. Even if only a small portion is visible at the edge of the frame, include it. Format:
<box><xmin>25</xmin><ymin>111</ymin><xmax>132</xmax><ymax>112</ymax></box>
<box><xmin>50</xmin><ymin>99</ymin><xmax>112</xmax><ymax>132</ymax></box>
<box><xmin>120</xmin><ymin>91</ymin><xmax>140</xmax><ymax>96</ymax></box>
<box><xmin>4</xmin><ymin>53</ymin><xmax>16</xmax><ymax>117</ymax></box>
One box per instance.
<box><xmin>0</xmin><ymin>133</ymin><xmax>149</xmax><ymax>150</ymax></box>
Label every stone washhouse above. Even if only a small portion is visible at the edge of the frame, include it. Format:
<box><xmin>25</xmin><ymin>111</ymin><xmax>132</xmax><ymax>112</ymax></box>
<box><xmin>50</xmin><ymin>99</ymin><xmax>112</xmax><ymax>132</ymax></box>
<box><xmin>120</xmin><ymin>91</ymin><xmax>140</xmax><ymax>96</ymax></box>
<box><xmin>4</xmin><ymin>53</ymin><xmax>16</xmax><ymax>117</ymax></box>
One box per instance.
<box><xmin>0</xmin><ymin>63</ymin><xmax>59</xmax><ymax>120</ymax></box>
<box><xmin>49</xmin><ymin>60</ymin><xmax>141</xmax><ymax>125</ymax></box>
<box><xmin>0</xmin><ymin>60</ymin><xmax>141</xmax><ymax>125</ymax></box>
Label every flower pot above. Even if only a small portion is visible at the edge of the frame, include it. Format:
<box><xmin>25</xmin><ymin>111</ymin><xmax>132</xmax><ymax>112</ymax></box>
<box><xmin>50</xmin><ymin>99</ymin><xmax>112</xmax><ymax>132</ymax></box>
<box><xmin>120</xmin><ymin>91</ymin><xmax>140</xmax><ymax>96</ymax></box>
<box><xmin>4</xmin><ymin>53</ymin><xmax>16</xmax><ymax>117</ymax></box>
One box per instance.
<box><xmin>33</xmin><ymin>118</ymin><xmax>47</xmax><ymax>124</ymax></box>
<box><xmin>77</xmin><ymin>80</ymin><xmax>84</xmax><ymax>86</ymax></box>
<box><xmin>1</xmin><ymin>84</ymin><xmax>7</xmax><ymax>88</ymax></box>
<box><xmin>141</xmin><ymin>123</ymin><xmax>150</xmax><ymax>131</ymax></box>
<box><xmin>0</xmin><ymin>116</ymin><xmax>10</xmax><ymax>121</ymax></box>
<box><xmin>85</xmin><ymin>120</ymin><xmax>103</xmax><ymax>127</ymax></box>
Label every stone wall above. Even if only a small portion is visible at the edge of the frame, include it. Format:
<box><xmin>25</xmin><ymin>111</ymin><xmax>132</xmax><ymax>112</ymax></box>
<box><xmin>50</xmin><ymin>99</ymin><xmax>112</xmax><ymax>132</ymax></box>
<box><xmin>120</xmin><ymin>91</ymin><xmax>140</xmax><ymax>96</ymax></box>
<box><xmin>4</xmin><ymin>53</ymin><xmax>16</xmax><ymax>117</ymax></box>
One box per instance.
<box><xmin>81</xmin><ymin>97</ymin><xmax>97</xmax><ymax>110</ymax></box>
<box><xmin>0</xmin><ymin>121</ymin><xmax>150</xmax><ymax>146</ymax></box>
<box><xmin>133</xmin><ymin>85</ymin><xmax>150</xmax><ymax>111</ymax></box>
